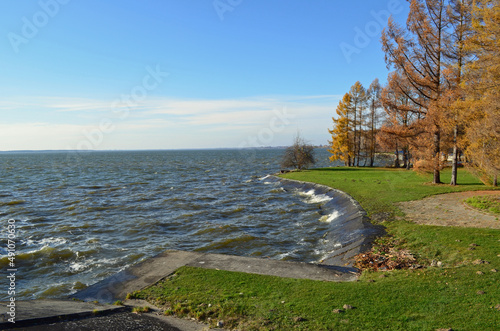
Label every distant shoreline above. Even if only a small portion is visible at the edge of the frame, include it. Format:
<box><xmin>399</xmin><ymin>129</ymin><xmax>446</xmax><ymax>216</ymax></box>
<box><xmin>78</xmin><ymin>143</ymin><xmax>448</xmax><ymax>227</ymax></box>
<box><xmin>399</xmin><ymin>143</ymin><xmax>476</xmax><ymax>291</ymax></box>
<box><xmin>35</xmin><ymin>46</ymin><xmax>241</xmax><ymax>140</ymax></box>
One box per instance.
<box><xmin>0</xmin><ymin>147</ymin><xmax>329</xmax><ymax>154</ymax></box>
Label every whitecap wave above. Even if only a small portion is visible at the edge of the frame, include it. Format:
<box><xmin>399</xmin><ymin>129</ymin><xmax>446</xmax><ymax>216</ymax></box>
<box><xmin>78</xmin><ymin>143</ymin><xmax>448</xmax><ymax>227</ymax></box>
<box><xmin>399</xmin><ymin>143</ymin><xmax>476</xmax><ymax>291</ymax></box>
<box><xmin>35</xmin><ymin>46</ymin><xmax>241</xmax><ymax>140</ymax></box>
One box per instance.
<box><xmin>25</xmin><ymin>237</ymin><xmax>68</xmax><ymax>247</ymax></box>
<box><xmin>259</xmin><ymin>175</ymin><xmax>276</xmax><ymax>184</ymax></box>
<box><xmin>276</xmin><ymin>249</ymin><xmax>298</xmax><ymax>260</ymax></box>
<box><xmin>297</xmin><ymin>189</ymin><xmax>333</xmax><ymax>204</ymax></box>
<box><xmin>69</xmin><ymin>262</ymin><xmax>88</xmax><ymax>272</ymax></box>
<box><xmin>258</xmin><ymin>175</ymin><xmax>271</xmax><ymax>181</ymax></box>
<box><xmin>319</xmin><ymin>210</ymin><xmax>341</xmax><ymax>223</ymax></box>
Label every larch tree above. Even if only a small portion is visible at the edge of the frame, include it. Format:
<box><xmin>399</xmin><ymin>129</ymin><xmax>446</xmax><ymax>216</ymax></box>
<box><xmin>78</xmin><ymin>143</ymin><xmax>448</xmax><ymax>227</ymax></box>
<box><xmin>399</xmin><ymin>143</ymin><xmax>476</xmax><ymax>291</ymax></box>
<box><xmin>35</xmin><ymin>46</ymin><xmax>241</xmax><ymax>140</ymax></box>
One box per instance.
<box><xmin>328</xmin><ymin>93</ymin><xmax>354</xmax><ymax>166</ymax></box>
<box><xmin>349</xmin><ymin>81</ymin><xmax>368</xmax><ymax>166</ymax></box>
<box><xmin>462</xmin><ymin>0</ymin><xmax>500</xmax><ymax>185</ymax></box>
<box><xmin>379</xmin><ymin>71</ymin><xmax>423</xmax><ymax>168</ymax></box>
<box><xmin>382</xmin><ymin>0</ymin><xmax>448</xmax><ymax>184</ymax></box>
<box><xmin>367</xmin><ymin>78</ymin><xmax>383</xmax><ymax>167</ymax></box>
<box><xmin>443</xmin><ymin>0</ymin><xmax>474</xmax><ymax>185</ymax></box>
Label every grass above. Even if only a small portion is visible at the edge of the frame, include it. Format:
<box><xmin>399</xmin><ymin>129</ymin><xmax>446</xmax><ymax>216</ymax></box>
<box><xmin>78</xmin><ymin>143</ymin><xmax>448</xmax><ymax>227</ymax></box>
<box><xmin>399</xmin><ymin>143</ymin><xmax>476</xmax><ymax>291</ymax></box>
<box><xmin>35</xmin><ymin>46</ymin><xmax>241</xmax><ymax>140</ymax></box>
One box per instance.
<box><xmin>464</xmin><ymin>195</ymin><xmax>500</xmax><ymax>215</ymax></box>
<box><xmin>131</xmin><ymin>306</ymin><xmax>151</xmax><ymax>314</ymax></box>
<box><xmin>135</xmin><ymin>167</ymin><xmax>500</xmax><ymax>330</ymax></box>
<box><xmin>280</xmin><ymin>167</ymin><xmax>496</xmax><ymax>217</ymax></box>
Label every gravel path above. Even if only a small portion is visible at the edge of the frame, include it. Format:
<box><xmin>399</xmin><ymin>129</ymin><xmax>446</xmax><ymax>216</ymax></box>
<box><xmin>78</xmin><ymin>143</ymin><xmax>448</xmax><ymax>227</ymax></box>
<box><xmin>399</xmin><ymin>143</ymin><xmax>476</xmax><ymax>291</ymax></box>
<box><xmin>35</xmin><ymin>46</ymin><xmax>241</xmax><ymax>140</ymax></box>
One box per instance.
<box><xmin>398</xmin><ymin>191</ymin><xmax>500</xmax><ymax>229</ymax></box>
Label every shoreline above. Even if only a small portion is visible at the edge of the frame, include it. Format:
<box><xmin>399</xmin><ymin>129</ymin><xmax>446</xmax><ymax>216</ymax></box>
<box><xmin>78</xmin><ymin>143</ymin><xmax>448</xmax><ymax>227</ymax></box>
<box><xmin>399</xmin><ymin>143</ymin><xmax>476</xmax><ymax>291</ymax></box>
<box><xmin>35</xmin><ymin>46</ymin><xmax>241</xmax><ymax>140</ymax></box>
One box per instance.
<box><xmin>71</xmin><ymin>177</ymin><xmax>376</xmax><ymax>304</ymax></box>
<box><xmin>268</xmin><ymin>175</ymin><xmax>385</xmax><ymax>266</ymax></box>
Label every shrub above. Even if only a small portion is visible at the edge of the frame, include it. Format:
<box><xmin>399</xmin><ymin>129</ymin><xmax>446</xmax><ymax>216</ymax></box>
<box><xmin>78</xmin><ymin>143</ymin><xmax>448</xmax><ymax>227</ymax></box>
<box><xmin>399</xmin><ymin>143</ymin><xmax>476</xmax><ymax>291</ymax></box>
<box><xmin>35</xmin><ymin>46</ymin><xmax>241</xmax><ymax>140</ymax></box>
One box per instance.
<box><xmin>281</xmin><ymin>134</ymin><xmax>315</xmax><ymax>170</ymax></box>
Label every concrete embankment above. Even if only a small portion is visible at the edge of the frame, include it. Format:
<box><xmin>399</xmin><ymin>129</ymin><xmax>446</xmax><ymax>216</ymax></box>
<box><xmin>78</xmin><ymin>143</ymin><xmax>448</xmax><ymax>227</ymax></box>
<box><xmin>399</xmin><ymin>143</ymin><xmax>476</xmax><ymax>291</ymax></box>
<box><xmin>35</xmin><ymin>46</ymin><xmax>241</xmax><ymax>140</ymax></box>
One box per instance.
<box><xmin>268</xmin><ymin>176</ymin><xmax>385</xmax><ymax>266</ymax></box>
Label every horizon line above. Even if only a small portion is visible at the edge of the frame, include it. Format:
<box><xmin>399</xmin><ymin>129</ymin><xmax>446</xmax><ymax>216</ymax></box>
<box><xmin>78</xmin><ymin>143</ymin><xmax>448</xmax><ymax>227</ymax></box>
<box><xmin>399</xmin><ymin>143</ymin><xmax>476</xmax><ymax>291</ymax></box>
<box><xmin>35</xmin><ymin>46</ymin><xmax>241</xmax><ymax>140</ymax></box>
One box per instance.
<box><xmin>0</xmin><ymin>145</ymin><xmax>329</xmax><ymax>153</ymax></box>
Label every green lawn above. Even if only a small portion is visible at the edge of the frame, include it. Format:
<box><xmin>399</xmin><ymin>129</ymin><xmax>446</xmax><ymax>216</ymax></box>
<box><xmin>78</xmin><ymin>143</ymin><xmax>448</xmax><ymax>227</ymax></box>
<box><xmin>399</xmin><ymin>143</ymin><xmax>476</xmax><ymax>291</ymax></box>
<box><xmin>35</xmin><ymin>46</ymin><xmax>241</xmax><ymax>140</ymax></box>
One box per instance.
<box><xmin>464</xmin><ymin>195</ymin><xmax>500</xmax><ymax>215</ymax></box>
<box><xmin>135</xmin><ymin>167</ymin><xmax>500</xmax><ymax>330</ymax></box>
<box><xmin>280</xmin><ymin>167</ymin><xmax>495</xmax><ymax>217</ymax></box>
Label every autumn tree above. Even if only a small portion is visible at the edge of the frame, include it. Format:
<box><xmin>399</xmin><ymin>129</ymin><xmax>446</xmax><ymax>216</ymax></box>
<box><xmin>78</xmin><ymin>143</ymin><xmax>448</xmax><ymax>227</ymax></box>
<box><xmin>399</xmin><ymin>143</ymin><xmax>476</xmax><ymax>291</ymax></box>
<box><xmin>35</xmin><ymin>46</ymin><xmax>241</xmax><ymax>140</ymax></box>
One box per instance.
<box><xmin>329</xmin><ymin>81</ymin><xmax>372</xmax><ymax>167</ymax></box>
<box><xmin>349</xmin><ymin>81</ymin><xmax>368</xmax><ymax>166</ymax></box>
<box><xmin>443</xmin><ymin>0</ymin><xmax>474</xmax><ymax>185</ymax></box>
<box><xmin>382</xmin><ymin>0</ymin><xmax>448</xmax><ymax>184</ymax></box>
<box><xmin>462</xmin><ymin>0</ymin><xmax>500</xmax><ymax>185</ymax></box>
<box><xmin>366</xmin><ymin>78</ymin><xmax>383</xmax><ymax>167</ymax></box>
<box><xmin>328</xmin><ymin>93</ymin><xmax>354</xmax><ymax>166</ymax></box>
<box><xmin>379</xmin><ymin>71</ymin><xmax>423</xmax><ymax>168</ymax></box>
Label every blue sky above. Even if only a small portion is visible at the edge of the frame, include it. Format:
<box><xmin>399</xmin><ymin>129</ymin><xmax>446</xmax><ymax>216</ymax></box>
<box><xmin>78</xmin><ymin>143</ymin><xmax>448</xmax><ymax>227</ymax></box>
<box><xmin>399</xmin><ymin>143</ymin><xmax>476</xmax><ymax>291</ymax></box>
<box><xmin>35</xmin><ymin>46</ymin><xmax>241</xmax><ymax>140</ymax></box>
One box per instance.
<box><xmin>0</xmin><ymin>0</ymin><xmax>408</xmax><ymax>151</ymax></box>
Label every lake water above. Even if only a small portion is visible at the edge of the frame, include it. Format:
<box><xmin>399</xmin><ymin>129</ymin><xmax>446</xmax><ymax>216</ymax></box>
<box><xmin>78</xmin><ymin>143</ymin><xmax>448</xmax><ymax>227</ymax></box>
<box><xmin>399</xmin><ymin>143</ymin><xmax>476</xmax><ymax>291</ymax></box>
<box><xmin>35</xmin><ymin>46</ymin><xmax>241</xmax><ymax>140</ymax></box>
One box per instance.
<box><xmin>0</xmin><ymin>148</ymin><xmax>343</xmax><ymax>300</ymax></box>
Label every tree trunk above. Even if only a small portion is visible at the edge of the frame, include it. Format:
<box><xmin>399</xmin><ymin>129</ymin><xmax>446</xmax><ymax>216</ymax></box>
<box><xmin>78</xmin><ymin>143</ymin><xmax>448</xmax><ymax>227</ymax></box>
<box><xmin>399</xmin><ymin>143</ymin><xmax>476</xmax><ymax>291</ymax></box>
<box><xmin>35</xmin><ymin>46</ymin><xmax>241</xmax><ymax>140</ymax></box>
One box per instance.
<box><xmin>433</xmin><ymin>129</ymin><xmax>442</xmax><ymax>184</ymax></box>
<box><xmin>356</xmin><ymin>105</ymin><xmax>361</xmax><ymax>167</ymax></box>
<box><xmin>402</xmin><ymin>147</ymin><xmax>408</xmax><ymax>169</ymax></box>
<box><xmin>494</xmin><ymin>175</ymin><xmax>498</xmax><ymax>187</ymax></box>
<box><xmin>450</xmin><ymin>124</ymin><xmax>459</xmax><ymax>186</ymax></box>
<box><xmin>394</xmin><ymin>142</ymin><xmax>400</xmax><ymax>168</ymax></box>
<box><xmin>353</xmin><ymin>103</ymin><xmax>357</xmax><ymax>167</ymax></box>
<box><xmin>370</xmin><ymin>113</ymin><xmax>375</xmax><ymax>167</ymax></box>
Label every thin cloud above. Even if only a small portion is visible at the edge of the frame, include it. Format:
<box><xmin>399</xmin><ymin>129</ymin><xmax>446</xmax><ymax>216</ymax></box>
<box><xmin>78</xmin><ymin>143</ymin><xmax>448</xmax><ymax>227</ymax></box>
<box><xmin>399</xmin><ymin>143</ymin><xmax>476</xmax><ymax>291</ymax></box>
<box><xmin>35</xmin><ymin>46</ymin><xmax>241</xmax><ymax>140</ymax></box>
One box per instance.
<box><xmin>0</xmin><ymin>94</ymin><xmax>341</xmax><ymax>150</ymax></box>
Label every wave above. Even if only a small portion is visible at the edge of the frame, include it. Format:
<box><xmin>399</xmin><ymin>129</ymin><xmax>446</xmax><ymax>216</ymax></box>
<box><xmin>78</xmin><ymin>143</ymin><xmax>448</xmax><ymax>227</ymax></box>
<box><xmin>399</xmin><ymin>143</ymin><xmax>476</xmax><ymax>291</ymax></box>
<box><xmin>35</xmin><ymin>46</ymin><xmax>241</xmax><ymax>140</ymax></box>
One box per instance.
<box><xmin>270</xmin><ymin>176</ymin><xmax>385</xmax><ymax>267</ymax></box>
<box><xmin>258</xmin><ymin>175</ymin><xmax>273</xmax><ymax>183</ymax></box>
<box><xmin>297</xmin><ymin>189</ymin><xmax>333</xmax><ymax>204</ymax></box>
<box><xmin>24</xmin><ymin>237</ymin><xmax>68</xmax><ymax>247</ymax></box>
<box><xmin>195</xmin><ymin>234</ymin><xmax>259</xmax><ymax>252</ymax></box>
<box><xmin>193</xmin><ymin>224</ymin><xmax>240</xmax><ymax>236</ymax></box>
<box><xmin>0</xmin><ymin>246</ymin><xmax>77</xmax><ymax>267</ymax></box>
<box><xmin>319</xmin><ymin>210</ymin><xmax>341</xmax><ymax>223</ymax></box>
<box><xmin>276</xmin><ymin>249</ymin><xmax>299</xmax><ymax>261</ymax></box>
<box><xmin>1</xmin><ymin>200</ymin><xmax>26</xmax><ymax>206</ymax></box>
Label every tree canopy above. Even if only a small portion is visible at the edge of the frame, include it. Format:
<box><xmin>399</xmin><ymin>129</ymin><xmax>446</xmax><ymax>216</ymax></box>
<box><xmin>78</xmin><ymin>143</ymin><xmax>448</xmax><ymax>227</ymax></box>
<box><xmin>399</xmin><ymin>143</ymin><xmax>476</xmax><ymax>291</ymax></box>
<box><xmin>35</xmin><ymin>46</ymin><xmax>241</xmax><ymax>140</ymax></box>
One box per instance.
<box><xmin>327</xmin><ymin>0</ymin><xmax>498</xmax><ymax>186</ymax></box>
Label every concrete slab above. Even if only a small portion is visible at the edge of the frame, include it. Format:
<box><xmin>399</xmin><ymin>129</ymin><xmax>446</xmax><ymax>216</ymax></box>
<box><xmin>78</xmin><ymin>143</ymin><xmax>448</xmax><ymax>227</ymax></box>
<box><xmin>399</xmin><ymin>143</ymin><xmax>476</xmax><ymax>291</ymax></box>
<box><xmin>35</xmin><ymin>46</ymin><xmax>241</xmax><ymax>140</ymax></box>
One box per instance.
<box><xmin>186</xmin><ymin>252</ymin><xmax>358</xmax><ymax>282</ymax></box>
<box><xmin>71</xmin><ymin>250</ymin><xmax>202</xmax><ymax>303</ymax></box>
<box><xmin>71</xmin><ymin>250</ymin><xmax>359</xmax><ymax>305</ymax></box>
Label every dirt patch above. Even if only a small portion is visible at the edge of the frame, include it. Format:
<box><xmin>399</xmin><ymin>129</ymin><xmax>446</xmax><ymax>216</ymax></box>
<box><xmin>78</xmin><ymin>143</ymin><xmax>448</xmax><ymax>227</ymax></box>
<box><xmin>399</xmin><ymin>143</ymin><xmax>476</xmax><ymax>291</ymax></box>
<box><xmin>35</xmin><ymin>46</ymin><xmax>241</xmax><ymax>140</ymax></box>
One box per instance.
<box><xmin>397</xmin><ymin>191</ymin><xmax>500</xmax><ymax>229</ymax></box>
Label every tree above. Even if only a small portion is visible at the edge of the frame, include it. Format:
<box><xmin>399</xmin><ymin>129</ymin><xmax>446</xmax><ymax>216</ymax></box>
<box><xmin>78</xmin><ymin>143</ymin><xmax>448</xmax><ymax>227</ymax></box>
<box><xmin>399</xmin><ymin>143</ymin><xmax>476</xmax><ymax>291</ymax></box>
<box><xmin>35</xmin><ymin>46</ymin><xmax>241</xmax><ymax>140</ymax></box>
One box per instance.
<box><xmin>328</xmin><ymin>82</ymin><xmax>369</xmax><ymax>167</ymax></box>
<box><xmin>366</xmin><ymin>78</ymin><xmax>383</xmax><ymax>167</ymax></box>
<box><xmin>462</xmin><ymin>0</ymin><xmax>500</xmax><ymax>185</ymax></box>
<box><xmin>328</xmin><ymin>93</ymin><xmax>354</xmax><ymax>166</ymax></box>
<box><xmin>349</xmin><ymin>81</ymin><xmax>368</xmax><ymax>166</ymax></box>
<box><xmin>379</xmin><ymin>71</ymin><xmax>423</xmax><ymax>169</ymax></box>
<box><xmin>282</xmin><ymin>134</ymin><xmax>316</xmax><ymax>170</ymax></box>
<box><xmin>382</xmin><ymin>0</ymin><xmax>448</xmax><ymax>184</ymax></box>
<box><xmin>444</xmin><ymin>0</ymin><xmax>474</xmax><ymax>185</ymax></box>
